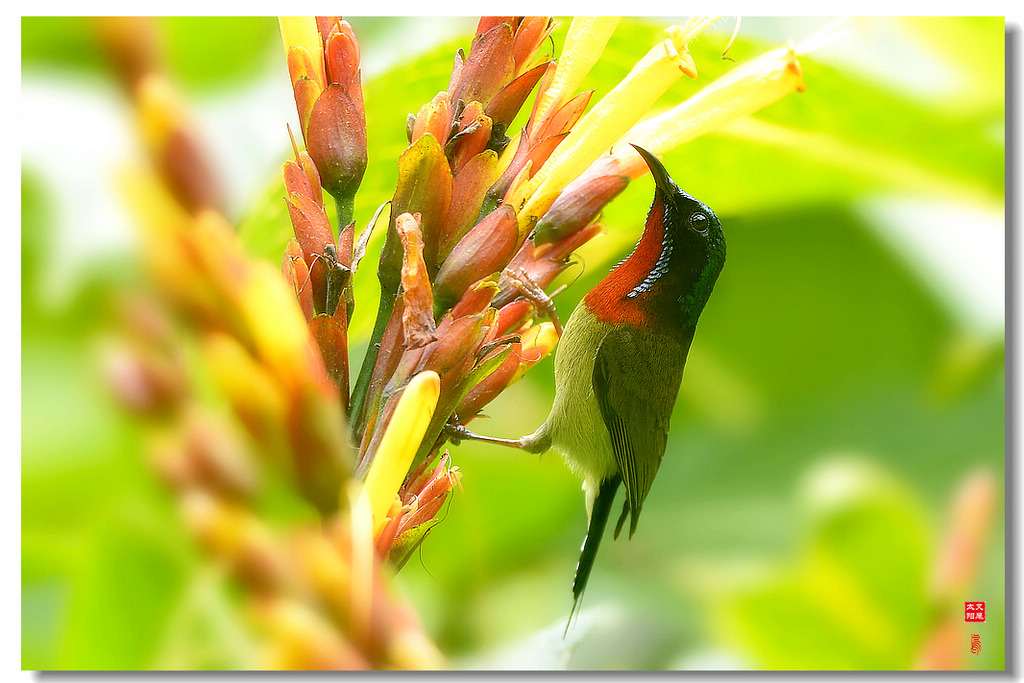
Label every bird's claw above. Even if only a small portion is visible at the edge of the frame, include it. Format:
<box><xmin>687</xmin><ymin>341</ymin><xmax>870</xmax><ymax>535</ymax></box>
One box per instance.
<box><xmin>508</xmin><ymin>267</ymin><xmax>564</xmax><ymax>336</ymax></box>
<box><xmin>443</xmin><ymin>421</ymin><xmax>470</xmax><ymax>444</ymax></box>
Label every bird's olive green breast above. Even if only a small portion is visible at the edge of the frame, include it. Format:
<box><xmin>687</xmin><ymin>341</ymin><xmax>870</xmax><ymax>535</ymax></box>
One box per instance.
<box><xmin>542</xmin><ymin>303</ymin><xmax>693</xmax><ymax>492</ymax></box>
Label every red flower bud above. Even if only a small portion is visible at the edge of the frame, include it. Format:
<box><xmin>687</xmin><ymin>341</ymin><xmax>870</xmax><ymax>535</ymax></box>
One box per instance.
<box><xmin>485</xmin><ymin>61</ymin><xmax>548</xmax><ymax>134</ymax></box>
<box><xmin>433</xmin><ymin>205</ymin><xmax>518</xmax><ymax>314</ymax></box>
<box><xmin>305</xmin><ymin>84</ymin><xmax>367</xmax><ymax>204</ymax></box>
<box><xmin>456</xmin><ymin>342</ymin><xmax>520</xmax><ymax>419</ymax></box>
<box><xmin>533</xmin><ymin>172</ymin><xmax>628</xmax><ymax>244</ymax></box>
<box><xmin>512</xmin><ymin>17</ymin><xmax>553</xmax><ymax>75</ymax></box>
<box><xmin>441</xmin><ymin>150</ymin><xmax>500</xmax><ymax>260</ymax></box>
<box><xmin>451</xmin><ymin>21</ymin><xmax>515</xmax><ymax>107</ymax></box>
<box><xmin>411</xmin><ymin>92</ymin><xmax>452</xmax><ymax>147</ymax></box>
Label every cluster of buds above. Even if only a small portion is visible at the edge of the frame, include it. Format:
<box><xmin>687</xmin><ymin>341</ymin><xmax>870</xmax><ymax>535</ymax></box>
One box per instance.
<box><xmin>100</xmin><ymin>216</ymin><xmax>440</xmax><ymax>667</ymax></box>
<box><xmin>282</xmin><ymin>16</ymin><xmax>367</xmax><ymax>226</ymax></box>
<box><xmin>98</xmin><ymin>18</ymin><xmax>445</xmax><ymax>668</ymax></box>
<box><xmin>102</xmin><ymin>15</ymin><xmax>818</xmax><ymax>669</ymax></box>
<box><xmin>277</xmin><ymin>15</ymin><xmax>814</xmax><ymax>567</ymax></box>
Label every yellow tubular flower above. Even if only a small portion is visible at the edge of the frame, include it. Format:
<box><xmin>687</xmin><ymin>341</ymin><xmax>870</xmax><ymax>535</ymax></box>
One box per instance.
<box><xmin>531</xmin><ymin>16</ymin><xmax>621</xmax><ymax>126</ymax></box>
<box><xmin>517</xmin><ymin>19</ymin><xmax>716</xmax><ymax>225</ymax></box>
<box><xmin>617</xmin><ymin>42</ymin><xmax>805</xmax><ymax>175</ymax></box>
<box><xmin>279</xmin><ymin>16</ymin><xmax>326</xmax><ymax>89</ymax></box>
<box><xmin>359</xmin><ymin>371</ymin><xmax>441</xmax><ymax>534</ymax></box>
<box><xmin>676</xmin><ymin>15</ymin><xmax>722</xmax><ymax>48</ymax></box>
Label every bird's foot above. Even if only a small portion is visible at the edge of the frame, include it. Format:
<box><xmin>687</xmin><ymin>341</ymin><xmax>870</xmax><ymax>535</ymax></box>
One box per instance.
<box><xmin>443</xmin><ymin>419</ymin><xmax>531</xmax><ymax>451</ymax></box>
<box><xmin>507</xmin><ymin>267</ymin><xmax>564</xmax><ymax>336</ymax></box>
<box><xmin>442</xmin><ymin>421</ymin><xmax>471</xmax><ymax>445</ymax></box>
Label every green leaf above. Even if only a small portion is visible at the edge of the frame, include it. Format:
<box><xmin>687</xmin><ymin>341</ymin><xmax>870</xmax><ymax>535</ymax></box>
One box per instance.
<box><xmin>714</xmin><ymin>458</ymin><xmax>934</xmax><ymax>669</ymax></box>
<box><xmin>22</xmin><ymin>18</ymin><xmax>108</xmax><ymax>75</ymax></box>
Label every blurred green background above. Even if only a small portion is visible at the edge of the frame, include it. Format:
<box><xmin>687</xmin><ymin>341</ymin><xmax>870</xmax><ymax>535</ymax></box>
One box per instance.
<box><xmin>22</xmin><ymin>16</ymin><xmax>1005</xmax><ymax>670</ymax></box>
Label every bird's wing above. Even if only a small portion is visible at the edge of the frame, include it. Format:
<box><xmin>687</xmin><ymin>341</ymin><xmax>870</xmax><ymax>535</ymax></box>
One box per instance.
<box><xmin>592</xmin><ymin>328</ymin><xmax>678</xmax><ymax>539</ymax></box>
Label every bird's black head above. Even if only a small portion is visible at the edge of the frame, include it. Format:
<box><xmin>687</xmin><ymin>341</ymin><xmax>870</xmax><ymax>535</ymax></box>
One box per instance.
<box><xmin>630</xmin><ymin>144</ymin><xmax>726</xmax><ymax>328</ymax></box>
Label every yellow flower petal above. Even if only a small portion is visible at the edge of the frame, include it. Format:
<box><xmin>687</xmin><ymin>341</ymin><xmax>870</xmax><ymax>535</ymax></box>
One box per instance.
<box><xmin>620</xmin><ymin>42</ymin><xmax>805</xmax><ymax>169</ymax></box>
<box><xmin>280</xmin><ymin>16</ymin><xmax>325</xmax><ymax>89</ymax></box>
<box><xmin>531</xmin><ymin>16</ymin><xmax>621</xmax><ymax>126</ymax></box>
<box><xmin>359</xmin><ymin>371</ymin><xmax>441</xmax><ymax>534</ymax></box>
<box><xmin>518</xmin><ymin>20</ymin><xmax>715</xmax><ymax>226</ymax></box>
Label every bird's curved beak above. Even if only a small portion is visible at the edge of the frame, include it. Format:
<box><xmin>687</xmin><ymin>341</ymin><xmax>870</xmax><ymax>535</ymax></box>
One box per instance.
<box><xmin>630</xmin><ymin>144</ymin><xmax>677</xmax><ymax>197</ymax></box>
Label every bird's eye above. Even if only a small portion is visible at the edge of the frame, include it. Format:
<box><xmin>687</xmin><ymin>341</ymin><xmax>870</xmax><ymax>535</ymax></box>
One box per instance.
<box><xmin>690</xmin><ymin>212</ymin><xmax>709</xmax><ymax>234</ymax></box>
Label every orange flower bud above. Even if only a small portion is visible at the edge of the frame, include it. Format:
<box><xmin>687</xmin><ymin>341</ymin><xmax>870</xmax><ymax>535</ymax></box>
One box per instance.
<box><xmin>494</xmin><ymin>298</ymin><xmax>534</xmax><ymax>336</ymax></box>
<box><xmin>101</xmin><ymin>340</ymin><xmax>187</xmax><ymax>417</ymax></box>
<box><xmin>202</xmin><ymin>331</ymin><xmax>288</xmax><ymax>447</ymax></box>
<box><xmin>283</xmin><ymin>159</ymin><xmax>316</xmax><ymax>208</ymax></box>
<box><xmin>487</xmin><ymin>130</ymin><xmax>565</xmax><ymax>213</ymax></box>
<box><xmin>534</xmin><ymin>88</ymin><xmax>593</xmax><ymax>140</ymax></box>
<box><xmin>512</xmin><ymin>16</ymin><xmax>554</xmax><ymax>76</ymax></box>
<box><xmin>451</xmin><ymin>21</ymin><xmax>515</xmax><ymax>106</ymax></box>
<box><xmin>280</xmin><ymin>17</ymin><xmax>325</xmax><ymax>89</ymax></box>
<box><xmin>411</xmin><ymin>92</ymin><xmax>452</xmax><ymax>147</ymax></box>
<box><xmin>533</xmin><ymin>171</ymin><xmax>628</xmax><ymax>244</ymax></box>
<box><xmin>309</xmin><ymin>314</ymin><xmax>349</xmax><ymax>408</ymax></box>
<box><xmin>476</xmin><ymin>16</ymin><xmax>516</xmax><ymax>36</ymax></box>
<box><xmin>449</xmin><ymin>276</ymin><xmax>499</xmax><ymax>319</ymax></box>
<box><xmin>441</xmin><ymin>150</ymin><xmax>500</xmax><ymax>260</ymax></box>
<box><xmin>485</xmin><ymin>61</ymin><xmax>549</xmax><ymax>137</ymax></box>
<box><xmin>181</xmin><ymin>409</ymin><xmax>261</xmax><ymax>501</ymax></box>
<box><xmin>283</xmin><ymin>239</ymin><xmax>315</xmax><ymax>322</ymax></box>
<box><xmin>324</xmin><ymin>19</ymin><xmax>361</xmax><ymax>92</ymax></box>
<box><xmin>285</xmin><ymin>191</ymin><xmax>334</xmax><ymax>308</ymax></box>
<box><xmin>433</xmin><ymin>205</ymin><xmax>518</xmax><ymax>314</ymax></box>
<box><xmin>93</xmin><ymin>17</ymin><xmax>160</xmax><ymax>89</ymax></box>
<box><xmin>448</xmin><ymin>102</ymin><xmax>492</xmax><ymax>174</ymax></box>
<box><xmin>422</xmin><ymin>314</ymin><xmax>487</xmax><ymax>378</ymax></box>
<box><xmin>306</xmin><ymin>84</ymin><xmax>367</xmax><ymax>204</ymax></box>
<box><xmin>286</xmin><ymin>47</ymin><xmax>323</xmax><ymax>134</ymax></box>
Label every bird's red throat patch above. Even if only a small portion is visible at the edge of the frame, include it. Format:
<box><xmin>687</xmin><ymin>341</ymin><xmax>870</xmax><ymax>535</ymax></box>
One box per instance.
<box><xmin>583</xmin><ymin>194</ymin><xmax>671</xmax><ymax>329</ymax></box>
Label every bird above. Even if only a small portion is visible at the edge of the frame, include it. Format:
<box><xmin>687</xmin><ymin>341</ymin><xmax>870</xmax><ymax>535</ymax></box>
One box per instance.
<box><xmin>447</xmin><ymin>144</ymin><xmax>726</xmax><ymax>625</ymax></box>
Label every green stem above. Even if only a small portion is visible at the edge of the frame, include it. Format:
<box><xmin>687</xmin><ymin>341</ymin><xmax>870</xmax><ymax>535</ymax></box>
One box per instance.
<box><xmin>334</xmin><ymin>193</ymin><xmax>355</xmax><ymax>232</ymax></box>
<box><xmin>348</xmin><ymin>292</ymin><xmax>395</xmax><ymax>441</ymax></box>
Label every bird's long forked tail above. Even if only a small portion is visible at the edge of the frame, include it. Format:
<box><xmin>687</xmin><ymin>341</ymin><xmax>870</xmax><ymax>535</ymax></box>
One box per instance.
<box><xmin>565</xmin><ymin>475</ymin><xmax>622</xmax><ymax>637</ymax></box>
